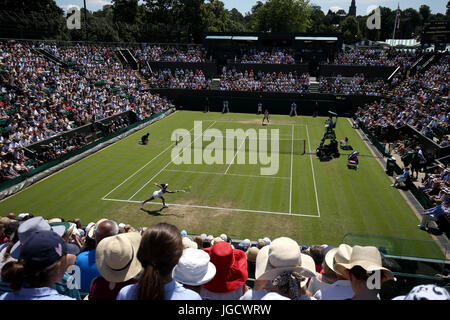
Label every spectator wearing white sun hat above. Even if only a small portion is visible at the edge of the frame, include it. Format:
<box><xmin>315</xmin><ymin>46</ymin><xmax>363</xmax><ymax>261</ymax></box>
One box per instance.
<box><xmin>172</xmin><ymin>248</ymin><xmax>216</xmax><ymax>295</ymax></box>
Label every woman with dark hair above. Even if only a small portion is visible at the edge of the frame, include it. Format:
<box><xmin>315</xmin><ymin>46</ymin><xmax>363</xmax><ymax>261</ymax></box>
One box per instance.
<box><xmin>0</xmin><ymin>230</ymin><xmax>74</xmax><ymax>300</ymax></box>
<box><xmin>117</xmin><ymin>223</ymin><xmax>201</xmax><ymax>300</ymax></box>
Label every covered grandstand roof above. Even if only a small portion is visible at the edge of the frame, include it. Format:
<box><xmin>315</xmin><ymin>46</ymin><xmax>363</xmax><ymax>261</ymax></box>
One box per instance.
<box><xmin>384</xmin><ymin>39</ymin><xmax>420</xmax><ymax>48</ymax></box>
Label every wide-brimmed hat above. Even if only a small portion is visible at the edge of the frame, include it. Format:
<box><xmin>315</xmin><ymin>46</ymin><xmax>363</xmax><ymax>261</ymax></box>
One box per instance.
<box><xmin>246</xmin><ymin>246</ymin><xmax>259</xmax><ymax>263</ymax></box>
<box><xmin>334</xmin><ymin>246</ymin><xmax>395</xmax><ymax>284</ymax></box>
<box><xmin>172</xmin><ymin>248</ymin><xmax>216</xmax><ymax>286</ymax></box>
<box><xmin>11</xmin><ymin>217</ymin><xmax>66</xmax><ymax>259</ymax></box>
<box><xmin>324</xmin><ymin>244</ymin><xmax>353</xmax><ymax>276</ymax></box>
<box><xmin>255</xmin><ymin>237</ymin><xmax>316</xmax><ymax>281</ymax></box>
<box><xmin>299</xmin><ymin>253</ymin><xmax>317</xmax><ymax>287</ymax></box>
<box><xmin>95</xmin><ymin>232</ymin><xmax>143</xmax><ymax>283</ymax></box>
<box><xmin>211</xmin><ymin>237</ymin><xmax>224</xmax><ymax>246</ymax></box>
<box><xmin>49</xmin><ymin>222</ymin><xmax>75</xmax><ymax>238</ymax></box>
<box><xmin>202</xmin><ymin>241</ymin><xmax>248</xmax><ymax>293</ymax></box>
<box><xmin>182</xmin><ymin>236</ymin><xmax>198</xmax><ymax>249</ymax></box>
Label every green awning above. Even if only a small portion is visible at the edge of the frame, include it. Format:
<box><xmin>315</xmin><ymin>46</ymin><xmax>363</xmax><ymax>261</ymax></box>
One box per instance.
<box><xmin>232</xmin><ymin>36</ymin><xmax>258</xmax><ymax>41</ymax></box>
<box><xmin>295</xmin><ymin>36</ymin><xmax>338</xmax><ymax>41</ymax></box>
<box><xmin>205</xmin><ymin>35</ymin><xmax>233</xmax><ymax>40</ymax></box>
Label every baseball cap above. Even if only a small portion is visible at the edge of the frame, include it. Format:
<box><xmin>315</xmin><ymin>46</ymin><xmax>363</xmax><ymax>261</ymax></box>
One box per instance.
<box><xmin>20</xmin><ymin>230</ymin><xmax>68</xmax><ymax>271</ymax></box>
<box><xmin>10</xmin><ymin>217</ymin><xmax>66</xmax><ymax>259</ymax></box>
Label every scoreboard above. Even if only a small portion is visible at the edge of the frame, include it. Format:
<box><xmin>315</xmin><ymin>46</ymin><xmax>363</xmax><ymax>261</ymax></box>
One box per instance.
<box><xmin>422</xmin><ymin>20</ymin><xmax>450</xmax><ymax>48</ymax></box>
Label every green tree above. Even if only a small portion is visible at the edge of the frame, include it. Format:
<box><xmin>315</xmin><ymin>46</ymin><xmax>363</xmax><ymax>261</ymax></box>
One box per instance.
<box><xmin>340</xmin><ymin>16</ymin><xmax>361</xmax><ymax>44</ymax></box>
<box><xmin>251</xmin><ymin>0</ymin><xmax>311</xmax><ymax>32</ymax></box>
<box><xmin>228</xmin><ymin>8</ymin><xmax>247</xmax><ymax>32</ymax></box>
<box><xmin>308</xmin><ymin>5</ymin><xmax>333</xmax><ymax>32</ymax></box>
<box><xmin>180</xmin><ymin>0</ymin><xmax>205</xmax><ymax>42</ymax></box>
<box><xmin>68</xmin><ymin>6</ymin><xmax>120</xmax><ymax>43</ymax></box>
<box><xmin>419</xmin><ymin>5</ymin><xmax>431</xmax><ymax>24</ymax></box>
<box><xmin>200</xmin><ymin>0</ymin><xmax>233</xmax><ymax>32</ymax></box>
<box><xmin>398</xmin><ymin>8</ymin><xmax>422</xmax><ymax>38</ymax></box>
<box><xmin>0</xmin><ymin>0</ymin><xmax>65</xmax><ymax>39</ymax></box>
<box><xmin>112</xmin><ymin>0</ymin><xmax>139</xmax><ymax>24</ymax></box>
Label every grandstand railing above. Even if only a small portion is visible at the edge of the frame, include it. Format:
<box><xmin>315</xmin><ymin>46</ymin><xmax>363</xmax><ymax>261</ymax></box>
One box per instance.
<box><xmin>342</xmin><ymin>232</ymin><xmax>449</xmax><ymax>299</ymax></box>
<box><xmin>354</xmin><ymin>120</ymin><xmax>448</xmax><ymax>211</ymax></box>
<box><xmin>355</xmin><ymin>120</ymin><xmax>390</xmax><ymax>157</ymax></box>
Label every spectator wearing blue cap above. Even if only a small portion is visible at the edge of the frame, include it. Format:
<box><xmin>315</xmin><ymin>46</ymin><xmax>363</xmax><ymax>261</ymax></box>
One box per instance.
<box><xmin>0</xmin><ymin>230</ymin><xmax>75</xmax><ymax>300</ymax></box>
<box><xmin>0</xmin><ymin>217</ymin><xmax>80</xmax><ymax>299</ymax></box>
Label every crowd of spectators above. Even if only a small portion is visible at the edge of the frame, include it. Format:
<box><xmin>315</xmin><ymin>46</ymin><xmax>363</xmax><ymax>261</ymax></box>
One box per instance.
<box><xmin>143</xmin><ymin>68</ymin><xmax>212</xmax><ymax>90</ymax></box>
<box><xmin>413</xmin><ymin>164</ymin><xmax>450</xmax><ymax>208</ymax></box>
<box><xmin>238</xmin><ymin>48</ymin><xmax>296</xmax><ymax>64</ymax></box>
<box><xmin>0</xmin><ymin>40</ymin><xmax>174</xmax><ymax>181</ymax></box>
<box><xmin>219</xmin><ymin>69</ymin><xmax>310</xmax><ymax>93</ymax></box>
<box><xmin>37</xmin><ymin>133</ymin><xmax>89</xmax><ymax>164</ymax></box>
<box><xmin>354</xmin><ymin>54</ymin><xmax>449</xmax><ymax>147</ymax></box>
<box><xmin>319</xmin><ymin>74</ymin><xmax>389</xmax><ymax>96</ymax></box>
<box><xmin>134</xmin><ymin>45</ymin><xmax>207</xmax><ymax>63</ymax></box>
<box><xmin>333</xmin><ymin>48</ymin><xmax>419</xmax><ymax>69</ymax></box>
<box><xmin>0</xmin><ymin>215</ymin><xmax>448</xmax><ymax>300</ymax></box>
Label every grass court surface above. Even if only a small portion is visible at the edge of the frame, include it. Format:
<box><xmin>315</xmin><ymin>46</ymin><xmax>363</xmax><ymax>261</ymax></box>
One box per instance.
<box><xmin>0</xmin><ymin>111</ymin><xmax>444</xmax><ymax>258</ymax></box>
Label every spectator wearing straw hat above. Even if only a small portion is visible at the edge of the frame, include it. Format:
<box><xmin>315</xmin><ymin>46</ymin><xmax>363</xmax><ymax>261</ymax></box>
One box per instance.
<box><xmin>334</xmin><ymin>246</ymin><xmax>395</xmax><ymax>300</ymax></box>
<box><xmin>89</xmin><ymin>232</ymin><xmax>142</xmax><ymax>300</ymax></box>
<box><xmin>313</xmin><ymin>244</ymin><xmax>354</xmax><ymax>300</ymax></box>
<box><xmin>0</xmin><ymin>230</ymin><xmax>74</xmax><ymax>300</ymax></box>
<box><xmin>172</xmin><ymin>248</ymin><xmax>216</xmax><ymax>295</ymax></box>
<box><xmin>240</xmin><ymin>237</ymin><xmax>316</xmax><ymax>300</ymax></box>
<box><xmin>117</xmin><ymin>223</ymin><xmax>201</xmax><ymax>300</ymax></box>
<box><xmin>182</xmin><ymin>237</ymin><xmax>198</xmax><ymax>249</ymax></box>
<box><xmin>245</xmin><ymin>246</ymin><xmax>259</xmax><ymax>280</ymax></box>
<box><xmin>200</xmin><ymin>241</ymin><xmax>249</xmax><ymax>300</ymax></box>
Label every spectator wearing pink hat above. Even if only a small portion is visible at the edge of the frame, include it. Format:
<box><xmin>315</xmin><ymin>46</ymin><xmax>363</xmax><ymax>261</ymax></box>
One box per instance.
<box><xmin>200</xmin><ymin>241</ymin><xmax>248</xmax><ymax>300</ymax></box>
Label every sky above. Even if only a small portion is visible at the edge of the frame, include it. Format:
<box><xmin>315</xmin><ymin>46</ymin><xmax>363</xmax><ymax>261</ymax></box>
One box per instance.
<box><xmin>56</xmin><ymin>0</ymin><xmax>447</xmax><ymax>16</ymax></box>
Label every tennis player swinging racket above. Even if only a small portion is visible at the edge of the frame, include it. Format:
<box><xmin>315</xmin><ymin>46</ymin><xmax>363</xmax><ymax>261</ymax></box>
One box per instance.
<box><xmin>141</xmin><ymin>183</ymin><xmax>190</xmax><ymax>208</ymax></box>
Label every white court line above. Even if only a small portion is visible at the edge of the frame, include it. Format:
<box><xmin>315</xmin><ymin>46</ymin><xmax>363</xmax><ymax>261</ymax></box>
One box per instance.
<box><xmin>164</xmin><ymin>169</ymin><xmax>290</xmax><ymax>180</ymax></box>
<box><xmin>102</xmin><ymin>197</ymin><xmax>320</xmax><ymax>218</ymax></box>
<box><xmin>289</xmin><ymin>124</ymin><xmax>294</xmax><ymax>214</ymax></box>
<box><xmin>213</xmin><ymin>120</ymin><xmax>306</xmax><ymax>127</ymax></box>
<box><xmin>306</xmin><ymin>124</ymin><xmax>321</xmax><ymax>217</ymax></box>
<box><xmin>102</xmin><ymin>118</ymin><xmax>204</xmax><ymax>200</ymax></box>
<box><xmin>127</xmin><ymin>121</ymin><xmax>217</xmax><ymax>200</ymax></box>
<box><xmin>224</xmin><ymin>138</ymin><xmax>246</xmax><ymax>174</ymax></box>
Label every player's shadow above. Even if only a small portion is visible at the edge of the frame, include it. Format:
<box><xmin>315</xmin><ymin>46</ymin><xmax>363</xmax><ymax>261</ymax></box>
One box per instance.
<box><xmin>140</xmin><ymin>208</ymin><xmax>163</xmax><ymax>216</ymax></box>
<box><xmin>140</xmin><ymin>207</ymin><xmax>184</xmax><ymax>218</ymax></box>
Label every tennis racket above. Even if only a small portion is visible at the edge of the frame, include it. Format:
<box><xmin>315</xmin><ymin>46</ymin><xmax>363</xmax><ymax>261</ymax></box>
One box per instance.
<box><xmin>175</xmin><ymin>186</ymin><xmax>191</xmax><ymax>193</ymax></box>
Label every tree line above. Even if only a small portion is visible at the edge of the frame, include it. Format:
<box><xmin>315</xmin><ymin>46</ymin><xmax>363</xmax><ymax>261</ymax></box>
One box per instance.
<box><xmin>0</xmin><ymin>0</ymin><xmax>447</xmax><ymax>44</ymax></box>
